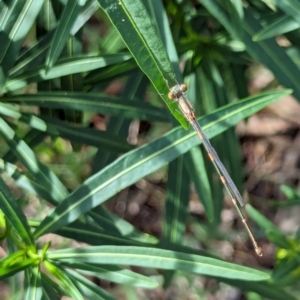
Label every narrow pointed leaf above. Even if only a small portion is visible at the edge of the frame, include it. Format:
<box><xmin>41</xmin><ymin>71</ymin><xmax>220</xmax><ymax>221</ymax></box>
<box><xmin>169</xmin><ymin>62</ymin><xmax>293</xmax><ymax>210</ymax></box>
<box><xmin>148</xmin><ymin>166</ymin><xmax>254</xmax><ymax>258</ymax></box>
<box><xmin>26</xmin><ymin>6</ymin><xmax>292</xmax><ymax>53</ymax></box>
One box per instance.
<box><xmin>0</xmin><ymin>177</ymin><xmax>35</xmax><ymax>247</ymax></box>
<box><xmin>0</xmin><ymin>158</ymin><xmax>57</xmax><ymax>205</ymax></box>
<box><xmin>4</xmin><ymin>92</ymin><xmax>169</xmax><ymax>122</ymax></box>
<box><xmin>44</xmin><ymin>261</ymin><xmax>84</xmax><ymax>300</ymax></box>
<box><xmin>0</xmin><ymin>257</ymin><xmax>36</xmax><ymax>279</ymax></box>
<box><xmin>185</xmin><ymin>147</ymin><xmax>214</xmax><ymax>222</ymax></box>
<box><xmin>10</xmin><ymin>0</ymin><xmax>99</xmax><ymax>77</ymax></box>
<box><xmin>48</xmin><ymin>246</ymin><xmax>269</xmax><ymax>281</ymax></box>
<box><xmin>4</xmin><ymin>54</ymin><xmax>131</xmax><ymax>92</ymax></box>
<box><xmin>40</xmin><ymin>116</ymin><xmax>134</xmax><ymax>152</ymax></box>
<box><xmin>217</xmin><ymin>277</ymin><xmax>297</xmax><ymax>300</ymax></box>
<box><xmin>66</xmin><ymin>269</ymin><xmax>117</xmax><ymax>300</ymax></box>
<box><xmin>0</xmin><ymin>118</ymin><xmax>68</xmax><ymax>202</ymax></box>
<box><xmin>164</xmin><ymin>154</ymin><xmax>190</xmax><ymax>243</ymax></box>
<box><xmin>272</xmin><ymin>0</ymin><xmax>300</xmax><ymax>24</ymax></box>
<box><xmin>0</xmin><ymin>103</ymin><xmax>59</xmax><ymax>135</ymax></box>
<box><xmin>62</xmin><ymin>262</ymin><xmax>158</xmax><ymax>288</ymax></box>
<box><xmin>0</xmin><ymin>0</ymin><xmax>44</xmax><ymax>89</ymax></box>
<box><xmin>253</xmin><ymin>15</ymin><xmax>300</xmax><ymax>41</ymax></box>
<box><xmin>46</xmin><ymin>0</ymin><xmax>87</xmax><ymax>70</ymax></box>
<box><xmin>24</xmin><ymin>266</ymin><xmax>42</xmax><ymax>300</ymax></box>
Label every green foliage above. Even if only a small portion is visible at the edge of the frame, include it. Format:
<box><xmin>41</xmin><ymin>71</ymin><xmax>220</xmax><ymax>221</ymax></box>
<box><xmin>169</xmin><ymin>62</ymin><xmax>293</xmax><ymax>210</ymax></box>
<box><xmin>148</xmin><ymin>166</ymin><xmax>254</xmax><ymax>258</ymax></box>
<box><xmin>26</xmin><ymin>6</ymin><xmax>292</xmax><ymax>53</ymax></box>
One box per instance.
<box><xmin>0</xmin><ymin>0</ymin><xmax>298</xmax><ymax>299</ymax></box>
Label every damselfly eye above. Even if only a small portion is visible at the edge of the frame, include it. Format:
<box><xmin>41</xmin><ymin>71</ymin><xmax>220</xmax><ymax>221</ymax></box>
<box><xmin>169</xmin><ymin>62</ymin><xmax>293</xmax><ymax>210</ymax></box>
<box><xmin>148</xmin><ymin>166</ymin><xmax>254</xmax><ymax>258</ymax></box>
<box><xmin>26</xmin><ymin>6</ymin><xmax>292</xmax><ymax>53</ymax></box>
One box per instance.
<box><xmin>180</xmin><ymin>84</ymin><xmax>187</xmax><ymax>92</ymax></box>
<box><xmin>168</xmin><ymin>92</ymin><xmax>175</xmax><ymax>100</ymax></box>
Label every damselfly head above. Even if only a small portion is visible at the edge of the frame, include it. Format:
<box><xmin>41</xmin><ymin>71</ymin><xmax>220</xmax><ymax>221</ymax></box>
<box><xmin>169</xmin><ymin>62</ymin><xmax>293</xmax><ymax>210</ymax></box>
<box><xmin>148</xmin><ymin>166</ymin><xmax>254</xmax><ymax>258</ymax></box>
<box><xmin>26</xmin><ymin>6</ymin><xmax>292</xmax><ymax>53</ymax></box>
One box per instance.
<box><xmin>168</xmin><ymin>84</ymin><xmax>188</xmax><ymax>100</ymax></box>
<box><xmin>180</xmin><ymin>84</ymin><xmax>187</xmax><ymax>92</ymax></box>
<box><xmin>168</xmin><ymin>91</ymin><xmax>175</xmax><ymax>100</ymax></box>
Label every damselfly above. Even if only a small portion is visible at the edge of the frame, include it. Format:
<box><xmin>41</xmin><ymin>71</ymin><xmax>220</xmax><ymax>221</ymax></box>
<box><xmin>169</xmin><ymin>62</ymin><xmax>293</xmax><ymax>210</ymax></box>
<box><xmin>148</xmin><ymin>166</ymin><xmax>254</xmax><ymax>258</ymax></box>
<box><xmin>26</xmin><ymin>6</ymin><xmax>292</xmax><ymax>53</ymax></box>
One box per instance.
<box><xmin>168</xmin><ymin>83</ymin><xmax>263</xmax><ymax>257</ymax></box>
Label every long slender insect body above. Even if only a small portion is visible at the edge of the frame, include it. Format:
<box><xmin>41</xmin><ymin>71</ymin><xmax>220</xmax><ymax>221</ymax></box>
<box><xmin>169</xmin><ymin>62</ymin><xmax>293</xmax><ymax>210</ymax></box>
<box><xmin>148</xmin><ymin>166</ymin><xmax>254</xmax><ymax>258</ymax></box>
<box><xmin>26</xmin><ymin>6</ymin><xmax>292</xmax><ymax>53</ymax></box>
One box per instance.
<box><xmin>168</xmin><ymin>83</ymin><xmax>263</xmax><ymax>257</ymax></box>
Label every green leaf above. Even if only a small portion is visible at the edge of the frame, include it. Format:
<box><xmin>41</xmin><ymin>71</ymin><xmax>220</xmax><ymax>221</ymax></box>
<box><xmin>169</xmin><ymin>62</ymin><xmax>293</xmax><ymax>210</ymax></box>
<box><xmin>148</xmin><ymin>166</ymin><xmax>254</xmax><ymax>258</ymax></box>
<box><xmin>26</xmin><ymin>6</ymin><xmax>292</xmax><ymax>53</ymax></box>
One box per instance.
<box><xmin>199</xmin><ymin>2</ymin><xmax>300</xmax><ymax>101</ymax></box>
<box><xmin>10</xmin><ymin>0</ymin><xmax>99</xmax><ymax>78</ymax></box>
<box><xmin>216</xmin><ymin>277</ymin><xmax>297</xmax><ymax>300</ymax></box>
<box><xmin>246</xmin><ymin>204</ymin><xmax>284</xmax><ymax>236</ymax></box>
<box><xmin>242</xmin><ymin>10</ymin><xmax>300</xmax><ymax>100</ymax></box>
<box><xmin>97</xmin><ymin>0</ymin><xmax>189</xmax><ymax>129</ymax></box>
<box><xmin>0</xmin><ymin>0</ymin><xmax>44</xmax><ymax>89</ymax></box>
<box><xmin>41</xmin><ymin>273</ymin><xmax>64</xmax><ymax>299</ymax></box>
<box><xmin>24</xmin><ymin>266</ymin><xmax>42</xmax><ymax>300</ymax></box>
<box><xmin>199</xmin><ymin>0</ymin><xmax>241</xmax><ymax>39</ymax></box>
<box><xmin>33</xmin><ymin>89</ymin><xmax>291</xmax><ymax>238</ymax></box>
<box><xmin>42</xmin><ymin>282</ymin><xmax>61</xmax><ymax>300</ymax></box>
<box><xmin>4</xmin><ymin>92</ymin><xmax>169</xmax><ymax>122</ymax></box>
<box><xmin>44</xmin><ymin>261</ymin><xmax>84</xmax><ymax>300</ymax></box>
<box><xmin>272</xmin><ymin>0</ymin><xmax>300</xmax><ymax>24</ymax></box>
<box><xmin>253</xmin><ymin>15</ymin><xmax>300</xmax><ymax>41</ymax></box>
<box><xmin>40</xmin><ymin>116</ymin><xmax>134</xmax><ymax>153</ymax></box>
<box><xmin>62</xmin><ymin>262</ymin><xmax>158</xmax><ymax>288</ymax></box>
<box><xmin>48</xmin><ymin>246</ymin><xmax>269</xmax><ymax>281</ymax></box>
<box><xmin>0</xmin><ymin>177</ymin><xmax>35</xmax><ymax>247</ymax></box>
<box><xmin>4</xmin><ymin>54</ymin><xmax>131</xmax><ymax>92</ymax></box>
<box><xmin>55</xmin><ymin>219</ymin><xmax>157</xmax><ymax>247</ymax></box>
<box><xmin>46</xmin><ymin>0</ymin><xmax>87</xmax><ymax>70</ymax></box>
<box><xmin>265</xmin><ymin>229</ymin><xmax>291</xmax><ymax>249</ymax></box>
<box><xmin>0</xmin><ymin>157</ymin><xmax>53</xmax><ymax>204</ymax></box>
<box><xmin>66</xmin><ymin>269</ymin><xmax>117</xmax><ymax>300</ymax></box>
<box><xmin>89</xmin><ymin>206</ymin><xmax>158</xmax><ymax>244</ymax></box>
<box><xmin>0</xmin><ymin>103</ymin><xmax>59</xmax><ymax>135</ymax></box>
<box><xmin>0</xmin><ymin>256</ymin><xmax>36</xmax><ymax>280</ymax></box>
<box><xmin>84</xmin><ymin>59</ymin><xmax>137</xmax><ymax>84</ymax></box>
<box><xmin>163</xmin><ymin>154</ymin><xmax>190</xmax><ymax>243</ymax></box>
<box><xmin>0</xmin><ymin>117</ymin><xmax>68</xmax><ymax>202</ymax></box>
<box><xmin>185</xmin><ymin>147</ymin><xmax>214</xmax><ymax>222</ymax></box>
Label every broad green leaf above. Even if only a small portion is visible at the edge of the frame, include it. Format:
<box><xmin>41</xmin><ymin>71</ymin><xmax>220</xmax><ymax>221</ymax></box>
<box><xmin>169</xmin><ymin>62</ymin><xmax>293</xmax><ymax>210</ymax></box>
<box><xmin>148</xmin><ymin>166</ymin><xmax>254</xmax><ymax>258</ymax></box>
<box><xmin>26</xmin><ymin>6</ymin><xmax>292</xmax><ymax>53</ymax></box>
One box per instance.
<box><xmin>4</xmin><ymin>92</ymin><xmax>169</xmax><ymax>122</ymax></box>
<box><xmin>62</xmin><ymin>262</ymin><xmax>158</xmax><ymax>288</ymax></box>
<box><xmin>46</xmin><ymin>0</ymin><xmax>87</xmax><ymax>70</ymax></box>
<box><xmin>164</xmin><ymin>154</ymin><xmax>190</xmax><ymax>243</ymax></box>
<box><xmin>4</xmin><ymin>54</ymin><xmax>131</xmax><ymax>92</ymax></box>
<box><xmin>48</xmin><ymin>246</ymin><xmax>269</xmax><ymax>281</ymax></box>
<box><xmin>24</xmin><ymin>266</ymin><xmax>42</xmax><ymax>300</ymax></box>
<box><xmin>253</xmin><ymin>15</ymin><xmax>300</xmax><ymax>41</ymax></box>
<box><xmin>0</xmin><ymin>0</ymin><xmax>44</xmax><ymax>89</ymax></box>
<box><xmin>33</xmin><ymin>89</ymin><xmax>291</xmax><ymax>238</ymax></box>
<box><xmin>0</xmin><ymin>177</ymin><xmax>35</xmax><ymax>247</ymax></box>
<box><xmin>66</xmin><ymin>269</ymin><xmax>117</xmax><ymax>300</ymax></box>
<box><xmin>0</xmin><ymin>117</ymin><xmax>68</xmax><ymax>202</ymax></box>
<box><xmin>97</xmin><ymin>0</ymin><xmax>189</xmax><ymax>129</ymax></box>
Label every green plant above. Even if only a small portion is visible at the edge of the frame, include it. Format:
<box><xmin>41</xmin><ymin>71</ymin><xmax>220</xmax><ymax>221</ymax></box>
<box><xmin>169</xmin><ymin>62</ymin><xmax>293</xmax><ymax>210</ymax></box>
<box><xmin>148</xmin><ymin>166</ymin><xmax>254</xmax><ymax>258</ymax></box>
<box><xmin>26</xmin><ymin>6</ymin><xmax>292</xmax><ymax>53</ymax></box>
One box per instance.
<box><xmin>0</xmin><ymin>0</ymin><xmax>299</xmax><ymax>299</ymax></box>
